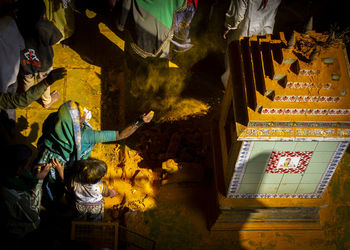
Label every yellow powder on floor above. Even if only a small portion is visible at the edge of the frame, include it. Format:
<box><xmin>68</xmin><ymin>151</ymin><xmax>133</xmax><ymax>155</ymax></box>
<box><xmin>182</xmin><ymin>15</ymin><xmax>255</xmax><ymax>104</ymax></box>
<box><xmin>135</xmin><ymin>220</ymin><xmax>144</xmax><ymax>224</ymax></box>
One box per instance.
<box><xmin>103</xmin><ymin>144</ymin><xmax>159</xmax><ymax>212</ymax></box>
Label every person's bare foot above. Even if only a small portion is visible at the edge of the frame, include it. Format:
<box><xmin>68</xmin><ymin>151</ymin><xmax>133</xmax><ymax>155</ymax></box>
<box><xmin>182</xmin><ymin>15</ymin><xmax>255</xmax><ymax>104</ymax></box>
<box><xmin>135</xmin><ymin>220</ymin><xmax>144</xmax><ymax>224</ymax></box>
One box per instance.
<box><xmin>43</xmin><ymin>90</ymin><xmax>59</xmax><ymax>109</ymax></box>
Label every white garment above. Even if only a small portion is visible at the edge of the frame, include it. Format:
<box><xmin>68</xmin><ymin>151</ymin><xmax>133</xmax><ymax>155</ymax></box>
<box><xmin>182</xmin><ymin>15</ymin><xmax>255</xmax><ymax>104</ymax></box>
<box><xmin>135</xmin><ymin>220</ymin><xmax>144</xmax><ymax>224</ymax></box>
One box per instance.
<box><xmin>0</xmin><ymin>16</ymin><xmax>25</xmax><ymax>92</ymax></box>
<box><xmin>73</xmin><ymin>180</ymin><xmax>105</xmax><ymax>204</ymax></box>
<box><xmin>225</xmin><ymin>0</ymin><xmax>281</xmax><ymax>40</ymax></box>
<box><xmin>221</xmin><ymin>0</ymin><xmax>281</xmax><ymax>88</ymax></box>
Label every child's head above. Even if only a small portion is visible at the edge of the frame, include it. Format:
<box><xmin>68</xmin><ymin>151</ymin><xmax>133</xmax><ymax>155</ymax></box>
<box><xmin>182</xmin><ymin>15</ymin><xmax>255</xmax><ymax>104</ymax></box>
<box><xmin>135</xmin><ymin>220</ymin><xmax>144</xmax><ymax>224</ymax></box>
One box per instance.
<box><xmin>75</xmin><ymin>158</ymin><xmax>107</xmax><ymax>184</ymax></box>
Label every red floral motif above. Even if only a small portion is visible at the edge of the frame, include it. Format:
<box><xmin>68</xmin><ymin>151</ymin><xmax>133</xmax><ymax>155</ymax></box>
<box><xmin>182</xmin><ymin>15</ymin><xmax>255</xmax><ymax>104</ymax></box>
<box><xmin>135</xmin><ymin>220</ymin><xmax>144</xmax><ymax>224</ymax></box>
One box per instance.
<box><xmin>324</xmin><ymin>83</ymin><xmax>331</xmax><ymax>89</ymax></box>
<box><xmin>304</xmin><ymin>96</ymin><xmax>311</xmax><ymax>102</ymax></box>
<box><xmin>266</xmin><ymin>151</ymin><xmax>313</xmax><ymax>174</ymax></box>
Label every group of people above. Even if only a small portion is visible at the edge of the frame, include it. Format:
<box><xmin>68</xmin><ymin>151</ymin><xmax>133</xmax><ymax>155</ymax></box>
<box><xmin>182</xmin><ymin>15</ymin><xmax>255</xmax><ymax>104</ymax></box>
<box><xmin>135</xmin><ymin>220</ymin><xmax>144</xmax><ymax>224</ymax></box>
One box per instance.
<box><xmin>0</xmin><ymin>0</ymin><xmax>283</xmax><ymax>243</ymax></box>
<box><xmin>0</xmin><ymin>0</ymin><xmax>156</xmax><ymax>242</ymax></box>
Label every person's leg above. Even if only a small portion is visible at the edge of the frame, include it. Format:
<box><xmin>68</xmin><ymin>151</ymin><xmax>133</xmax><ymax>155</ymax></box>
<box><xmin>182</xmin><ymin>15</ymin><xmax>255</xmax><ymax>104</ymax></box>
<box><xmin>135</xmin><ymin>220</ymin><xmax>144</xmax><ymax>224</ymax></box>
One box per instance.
<box><xmin>73</xmin><ymin>203</ymin><xmax>87</xmax><ymax>221</ymax></box>
<box><xmin>38</xmin><ymin>68</ymin><xmax>59</xmax><ymax>108</ymax></box>
<box><xmin>22</xmin><ymin>74</ymin><xmax>35</xmax><ymax>92</ymax></box>
<box><xmin>86</xmin><ymin>202</ymin><xmax>104</xmax><ymax>222</ymax></box>
<box><xmin>116</xmin><ymin>0</ymin><xmax>132</xmax><ymax>31</ymax></box>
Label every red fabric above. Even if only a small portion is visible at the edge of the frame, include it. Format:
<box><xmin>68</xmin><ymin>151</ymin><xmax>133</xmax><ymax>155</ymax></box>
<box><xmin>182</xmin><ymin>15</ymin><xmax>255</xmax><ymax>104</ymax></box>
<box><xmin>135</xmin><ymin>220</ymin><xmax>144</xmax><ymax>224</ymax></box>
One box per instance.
<box><xmin>187</xmin><ymin>0</ymin><xmax>197</xmax><ymax>7</ymax></box>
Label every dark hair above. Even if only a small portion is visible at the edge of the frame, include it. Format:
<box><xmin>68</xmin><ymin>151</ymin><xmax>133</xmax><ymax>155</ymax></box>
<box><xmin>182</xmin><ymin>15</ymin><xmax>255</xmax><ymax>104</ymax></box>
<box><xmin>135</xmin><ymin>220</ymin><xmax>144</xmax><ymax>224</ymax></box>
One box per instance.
<box><xmin>16</xmin><ymin>0</ymin><xmax>46</xmax><ymax>38</ymax></box>
<box><xmin>75</xmin><ymin>158</ymin><xmax>107</xmax><ymax>184</ymax></box>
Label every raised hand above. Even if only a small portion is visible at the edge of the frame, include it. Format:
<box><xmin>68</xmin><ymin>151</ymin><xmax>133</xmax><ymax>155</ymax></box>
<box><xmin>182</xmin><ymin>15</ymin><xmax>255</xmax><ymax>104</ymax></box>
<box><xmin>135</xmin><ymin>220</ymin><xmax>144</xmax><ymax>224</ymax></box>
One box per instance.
<box><xmin>45</xmin><ymin>67</ymin><xmax>67</xmax><ymax>85</ymax></box>
<box><xmin>51</xmin><ymin>158</ymin><xmax>65</xmax><ymax>180</ymax></box>
<box><xmin>142</xmin><ymin>110</ymin><xmax>154</xmax><ymax>123</ymax></box>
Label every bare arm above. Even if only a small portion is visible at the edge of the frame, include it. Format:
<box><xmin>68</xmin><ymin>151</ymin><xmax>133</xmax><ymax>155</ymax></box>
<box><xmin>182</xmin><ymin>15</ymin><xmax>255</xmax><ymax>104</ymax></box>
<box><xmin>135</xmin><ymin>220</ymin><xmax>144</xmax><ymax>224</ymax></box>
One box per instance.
<box><xmin>52</xmin><ymin>158</ymin><xmax>65</xmax><ymax>182</ymax></box>
<box><xmin>101</xmin><ymin>181</ymin><xmax>118</xmax><ymax>197</ymax></box>
<box><xmin>35</xmin><ymin>163</ymin><xmax>51</xmax><ymax>180</ymax></box>
<box><xmin>116</xmin><ymin>111</ymin><xmax>154</xmax><ymax>141</ymax></box>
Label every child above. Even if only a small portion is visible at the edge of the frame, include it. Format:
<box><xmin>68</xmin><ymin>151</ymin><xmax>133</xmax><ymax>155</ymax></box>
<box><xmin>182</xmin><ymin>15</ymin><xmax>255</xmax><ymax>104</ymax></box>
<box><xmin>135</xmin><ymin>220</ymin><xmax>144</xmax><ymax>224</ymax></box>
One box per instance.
<box><xmin>17</xmin><ymin>0</ymin><xmax>63</xmax><ymax>108</ymax></box>
<box><xmin>0</xmin><ymin>144</ymin><xmax>53</xmax><ymax>240</ymax></box>
<box><xmin>67</xmin><ymin>158</ymin><xmax>117</xmax><ymax>222</ymax></box>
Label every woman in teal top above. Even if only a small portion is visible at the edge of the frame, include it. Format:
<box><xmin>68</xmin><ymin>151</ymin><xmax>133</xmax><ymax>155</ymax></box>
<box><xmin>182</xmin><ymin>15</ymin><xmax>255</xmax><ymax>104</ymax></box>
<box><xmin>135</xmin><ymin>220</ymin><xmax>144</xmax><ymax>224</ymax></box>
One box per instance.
<box><xmin>36</xmin><ymin>100</ymin><xmax>154</xmax><ymax>201</ymax></box>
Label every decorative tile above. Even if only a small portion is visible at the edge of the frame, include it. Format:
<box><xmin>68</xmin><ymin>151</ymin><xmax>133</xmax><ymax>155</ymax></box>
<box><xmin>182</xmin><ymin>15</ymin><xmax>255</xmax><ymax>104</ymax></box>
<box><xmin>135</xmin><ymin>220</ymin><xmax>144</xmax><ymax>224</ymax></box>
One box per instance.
<box><xmin>281</xmin><ymin>174</ymin><xmax>303</xmax><ymax>183</ymax></box>
<box><xmin>315</xmin><ymin>141</ymin><xmax>339</xmax><ymax>152</ymax></box>
<box><xmin>296</xmin><ymin>183</ymin><xmax>318</xmax><ymax>193</ymax></box>
<box><xmin>338</xmin><ymin>129</ymin><xmax>350</xmax><ymax>136</ymax></box>
<box><xmin>285</xmin><ymin>81</ymin><xmax>332</xmax><ymax>89</ymax></box>
<box><xmin>260</xmin><ymin>108</ymin><xmax>350</xmax><ymax>115</ymax></box>
<box><xmin>228</xmin><ymin>141</ymin><xmax>254</xmax><ymax>194</ymax></box>
<box><xmin>265</xmin><ymin>151</ymin><xmax>313</xmax><ymax>174</ymax></box>
<box><xmin>226</xmin><ymin>141</ymin><xmax>349</xmax><ymax>198</ymax></box>
<box><xmin>315</xmin><ymin>142</ymin><xmax>349</xmax><ymax>195</ymax></box>
<box><xmin>241</xmin><ymin>174</ymin><xmax>262</xmax><ymax>184</ymax></box>
<box><xmin>277</xmin><ymin>183</ymin><xmax>299</xmax><ymax>193</ymax></box>
<box><xmin>258</xmin><ymin>183</ymin><xmax>280</xmax><ymax>193</ymax></box>
<box><xmin>304</xmin><ymin>162</ymin><xmax>329</xmax><ymax>174</ymax></box>
<box><xmin>238</xmin><ymin>184</ymin><xmax>259</xmax><ymax>194</ymax></box>
<box><xmin>295</xmin><ymin>142</ymin><xmax>318</xmax><ymax>151</ymax></box>
<box><xmin>274</xmin><ymin>141</ymin><xmax>296</xmax><ymax>151</ymax></box>
<box><xmin>261</xmin><ymin>173</ymin><xmax>284</xmax><ymax>183</ymax></box>
<box><xmin>248</xmin><ymin>121</ymin><xmax>350</xmax><ymax>128</ymax></box>
<box><xmin>274</xmin><ymin>95</ymin><xmax>341</xmax><ymax>103</ymax></box>
<box><xmin>299</xmin><ymin>69</ymin><xmax>320</xmax><ymax>75</ymax></box>
<box><xmin>310</xmin><ymin>151</ymin><xmax>334</xmax><ymax>163</ymax></box>
<box><xmin>245</xmin><ymin>161</ymin><xmax>268</xmax><ymax>173</ymax></box>
<box><xmin>300</xmin><ymin>173</ymin><xmax>323</xmax><ymax>184</ymax></box>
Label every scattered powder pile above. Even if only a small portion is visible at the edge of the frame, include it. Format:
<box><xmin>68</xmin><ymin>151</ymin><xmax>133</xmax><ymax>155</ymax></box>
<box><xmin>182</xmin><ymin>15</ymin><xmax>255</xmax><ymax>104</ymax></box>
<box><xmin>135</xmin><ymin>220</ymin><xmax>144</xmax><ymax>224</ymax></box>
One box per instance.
<box><xmin>104</xmin><ymin>145</ymin><xmax>160</xmax><ymax>213</ymax></box>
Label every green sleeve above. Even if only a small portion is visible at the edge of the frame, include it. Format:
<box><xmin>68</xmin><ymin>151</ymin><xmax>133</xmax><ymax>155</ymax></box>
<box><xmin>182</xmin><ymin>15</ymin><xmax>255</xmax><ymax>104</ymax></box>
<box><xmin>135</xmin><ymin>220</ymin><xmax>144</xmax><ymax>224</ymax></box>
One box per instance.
<box><xmin>0</xmin><ymin>81</ymin><xmax>48</xmax><ymax>110</ymax></box>
<box><xmin>81</xmin><ymin>129</ymin><xmax>117</xmax><ymax>145</ymax></box>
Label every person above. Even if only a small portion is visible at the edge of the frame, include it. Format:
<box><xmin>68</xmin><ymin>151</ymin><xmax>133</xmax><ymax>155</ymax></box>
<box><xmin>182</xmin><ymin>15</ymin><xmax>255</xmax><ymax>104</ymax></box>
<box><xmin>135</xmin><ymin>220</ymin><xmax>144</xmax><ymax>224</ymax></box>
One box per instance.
<box><xmin>43</xmin><ymin>0</ymin><xmax>75</xmax><ymax>44</ymax></box>
<box><xmin>63</xmin><ymin>158</ymin><xmax>117</xmax><ymax>221</ymax></box>
<box><xmin>17</xmin><ymin>0</ymin><xmax>63</xmax><ymax>108</ymax></box>
<box><xmin>0</xmin><ymin>144</ymin><xmax>54</xmax><ymax>241</ymax></box>
<box><xmin>35</xmin><ymin>100</ymin><xmax>154</xmax><ymax>201</ymax></box>
<box><xmin>0</xmin><ymin>1</ymin><xmax>26</xmax><ymax>121</ymax></box>
<box><xmin>0</xmin><ymin>11</ymin><xmax>24</xmax><ymax>94</ymax></box>
<box><xmin>171</xmin><ymin>0</ymin><xmax>198</xmax><ymax>53</ymax></box>
<box><xmin>120</xmin><ymin>0</ymin><xmax>186</xmax><ymax>59</ymax></box>
<box><xmin>221</xmin><ymin>0</ymin><xmax>281</xmax><ymax>87</ymax></box>
<box><xmin>0</xmin><ymin>68</ymin><xmax>66</xmax><ymax>146</ymax></box>
<box><xmin>0</xmin><ymin>68</ymin><xmax>66</xmax><ymax>111</ymax></box>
